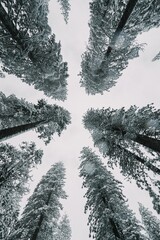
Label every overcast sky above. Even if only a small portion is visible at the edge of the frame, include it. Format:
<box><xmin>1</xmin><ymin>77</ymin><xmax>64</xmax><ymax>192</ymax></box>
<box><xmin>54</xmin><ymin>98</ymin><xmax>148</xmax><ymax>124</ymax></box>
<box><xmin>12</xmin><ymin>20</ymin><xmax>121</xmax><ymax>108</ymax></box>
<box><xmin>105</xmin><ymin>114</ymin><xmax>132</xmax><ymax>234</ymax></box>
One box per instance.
<box><xmin>1</xmin><ymin>1</ymin><xmax>160</xmax><ymax>239</ymax></box>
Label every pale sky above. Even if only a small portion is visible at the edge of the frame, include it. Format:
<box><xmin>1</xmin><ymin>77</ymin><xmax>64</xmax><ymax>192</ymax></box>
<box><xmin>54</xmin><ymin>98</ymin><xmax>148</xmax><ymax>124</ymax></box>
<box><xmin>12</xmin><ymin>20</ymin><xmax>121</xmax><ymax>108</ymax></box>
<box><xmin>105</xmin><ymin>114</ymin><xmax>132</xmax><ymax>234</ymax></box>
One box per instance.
<box><xmin>1</xmin><ymin>1</ymin><xmax>160</xmax><ymax>239</ymax></box>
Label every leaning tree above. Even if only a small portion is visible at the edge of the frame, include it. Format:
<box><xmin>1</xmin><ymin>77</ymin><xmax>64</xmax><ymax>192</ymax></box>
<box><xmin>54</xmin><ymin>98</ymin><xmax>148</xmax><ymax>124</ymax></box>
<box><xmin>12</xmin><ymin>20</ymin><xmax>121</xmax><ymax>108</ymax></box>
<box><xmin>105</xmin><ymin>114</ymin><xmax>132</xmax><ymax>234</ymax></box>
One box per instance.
<box><xmin>83</xmin><ymin>105</ymin><xmax>160</xmax><ymax>213</ymax></box>
<box><xmin>8</xmin><ymin>162</ymin><xmax>67</xmax><ymax>240</ymax></box>
<box><xmin>0</xmin><ymin>0</ymin><xmax>70</xmax><ymax>100</ymax></box>
<box><xmin>80</xmin><ymin>0</ymin><xmax>160</xmax><ymax>95</ymax></box>
<box><xmin>0</xmin><ymin>92</ymin><xmax>71</xmax><ymax>144</ymax></box>
<box><xmin>0</xmin><ymin>142</ymin><xmax>43</xmax><ymax>240</ymax></box>
<box><xmin>79</xmin><ymin>147</ymin><xmax>146</xmax><ymax>240</ymax></box>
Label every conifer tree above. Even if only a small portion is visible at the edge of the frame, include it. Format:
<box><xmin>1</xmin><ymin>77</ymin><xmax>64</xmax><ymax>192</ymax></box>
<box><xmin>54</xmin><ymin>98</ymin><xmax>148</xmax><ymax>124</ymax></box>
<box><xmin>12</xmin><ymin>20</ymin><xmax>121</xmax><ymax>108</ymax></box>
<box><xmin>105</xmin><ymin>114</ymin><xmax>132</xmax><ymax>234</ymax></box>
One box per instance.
<box><xmin>80</xmin><ymin>0</ymin><xmax>160</xmax><ymax>95</ymax></box>
<box><xmin>54</xmin><ymin>214</ymin><xmax>72</xmax><ymax>240</ymax></box>
<box><xmin>83</xmin><ymin>105</ymin><xmax>160</xmax><ymax>213</ymax></box>
<box><xmin>79</xmin><ymin>147</ymin><xmax>146</xmax><ymax>240</ymax></box>
<box><xmin>8</xmin><ymin>162</ymin><xmax>67</xmax><ymax>240</ymax></box>
<box><xmin>0</xmin><ymin>0</ymin><xmax>69</xmax><ymax>100</ymax></box>
<box><xmin>57</xmin><ymin>0</ymin><xmax>71</xmax><ymax>23</ymax></box>
<box><xmin>0</xmin><ymin>142</ymin><xmax>43</xmax><ymax>240</ymax></box>
<box><xmin>139</xmin><ymin>203</ymin><xmax>160</xmax><ymax>240</ymax></box>
<box><xmin>0</xmin><ymin>92</ymin><xmax>71</xmax><ymax>144</ymax></box>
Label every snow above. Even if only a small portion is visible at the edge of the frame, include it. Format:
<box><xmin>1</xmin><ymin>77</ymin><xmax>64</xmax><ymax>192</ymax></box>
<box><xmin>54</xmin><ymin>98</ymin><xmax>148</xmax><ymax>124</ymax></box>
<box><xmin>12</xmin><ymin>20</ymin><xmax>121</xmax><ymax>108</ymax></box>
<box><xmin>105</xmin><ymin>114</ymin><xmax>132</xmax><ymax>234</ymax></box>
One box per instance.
<box><xmin>146</xmin><ymin>119</ymin><xmax>159</xmax><ymax>133</ymax></box>
<box><xmin>83</xmin><ymin>162</ymin><xmax>96</xmax><ymax>176</ymax></box>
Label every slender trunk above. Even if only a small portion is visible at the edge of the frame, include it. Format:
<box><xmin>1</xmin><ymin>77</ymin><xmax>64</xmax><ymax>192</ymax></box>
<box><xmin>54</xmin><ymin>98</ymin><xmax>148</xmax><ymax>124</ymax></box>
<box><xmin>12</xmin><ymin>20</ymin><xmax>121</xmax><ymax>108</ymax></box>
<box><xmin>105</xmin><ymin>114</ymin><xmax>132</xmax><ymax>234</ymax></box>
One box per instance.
<box><xmin>134</xmin><ymin>134</ymin><xmax>160</xmax><ymax>154</ymax></box>
<box><xmin>111</xmin><ymin>125</ymin><xmax>160</xmax><ymax>154</ymax></box>
<box><xmin>0</xmin><ymin>120</ymin><xmax>45</xmax><ymax>141</ymax></box>
<box><xmin>100</xmin><ymin>0</ymin><xmax>138</xmax><ymax>68</ymax></box>
<box><xmin>0</xmin><ymin>3</ymin><xmax>37</xmax><ymax>63</ymax></box>
<box><xmin>101</xmin><ymin>195</ymin><xmax>125</xmax><ymax>240</ymax></box>
<box><xmin>116</xmin><ymin>144</ymin><xmax>160</xmax><ymax>175</ymax></box>
<box><xmin>30</xmin><ymin>188</ymin><xmax>53</xmax><ymax>240</ymax></box>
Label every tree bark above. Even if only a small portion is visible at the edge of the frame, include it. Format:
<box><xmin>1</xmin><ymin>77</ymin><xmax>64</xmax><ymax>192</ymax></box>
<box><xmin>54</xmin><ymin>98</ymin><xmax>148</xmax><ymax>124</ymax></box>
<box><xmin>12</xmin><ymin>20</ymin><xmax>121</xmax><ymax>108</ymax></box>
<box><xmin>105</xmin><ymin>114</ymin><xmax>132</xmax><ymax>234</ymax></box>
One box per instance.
<box><xmin>100</xmin><ymin>0</ymin><xmax>138</xmax><ymax>69</ymax></box>
<box><xmin>0</xmin><ymin>120</ymin><xmax>45</xmax><ymax>142</ymax></box>
<box><xmin>30</xmin><ymin>188</ymin><xmax>53</xmax><ymax>240</ymax></box>
<box><xmin>0</xmin><ymin>3</ymin><xmax>37</xmax><ymax>63</ymax></box>
<box><xmin>116</xmin><ymin>144</ymin><xmax>160</xmax><ymax>175</ymax></box>
<box><xmin>110</xmin><ymin>125</ymin><xmax>160</xmax><ymax>154</ymax></box>
<box><xmin>134</xmin><ymin>134</ymin><xmax>160</xmax><ymax>154</ymax></box>
<box><xmin>101</xmin><ymin>195</ymin><xmax>125</xmax><ymax>240</ymax></box>
<box><xmin>95</xmin><ymin>136</ymin><xmax>160</xmax><ymax>174</ymax></box>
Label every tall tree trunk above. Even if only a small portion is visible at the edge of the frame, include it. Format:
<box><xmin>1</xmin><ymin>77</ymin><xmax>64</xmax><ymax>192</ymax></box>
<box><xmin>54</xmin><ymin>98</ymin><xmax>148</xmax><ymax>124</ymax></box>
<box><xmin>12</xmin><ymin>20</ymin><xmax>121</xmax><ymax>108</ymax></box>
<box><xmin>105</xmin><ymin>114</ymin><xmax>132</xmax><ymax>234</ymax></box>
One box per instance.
<box><xmin>0</xmin><ymin>3</ymin><xmax>38</xmax><ymax>63</ymax></box>
<box><xmin>116</xmin><ymin>144</ymin><xmax>160</xmax><ymax>175</ymax></box>
<box><xmin>110</xmin><ymin>125</ymin><xmax>160</xmax><ymax>154</ymax></box>
<box><xmin>100</xmin><ymin>0</ymin><xmax>138</xmax><ymax>69</ymax></box>
<box><xmin>0</xmin><ymin>120</ymin><xmax>45</xmax><ymax>141</ymax></box>
<box><xmin>134</xmin><ymin>134</ymin><xmax>160</xmax><ymax>154</ymax></box>
<box><xmin>101</xmin><ymin>195</ymin><xmax>125</xmax><ymax>240</ymax></box>
<box><xmin>30</xmin><ymin>188</ymin><xmax>53</xmax><ymax>240</ymax></box>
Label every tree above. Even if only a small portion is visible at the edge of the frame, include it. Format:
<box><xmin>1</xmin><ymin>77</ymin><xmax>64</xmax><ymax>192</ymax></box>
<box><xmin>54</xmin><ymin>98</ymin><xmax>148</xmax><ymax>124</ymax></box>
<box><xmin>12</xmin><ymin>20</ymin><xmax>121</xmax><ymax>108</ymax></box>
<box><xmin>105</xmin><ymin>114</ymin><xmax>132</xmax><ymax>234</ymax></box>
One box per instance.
<box><xmin>139</xmin><ymin>203</ymin><xmax>160</xmax><ymax>240</ymax></box>
<box><xmin>152</xmin><ymin>51</ymin><xmax>160</xmax><ymax>61</ymax></box>
<box><xmin>79</xmin><ymin>147</ymin><xmax>146</xmax><ymax>240</ymax></box>
<box><xmin>54</xmin><ymin>214</ymin><xmax>72</xmax><ymax>240</ymax></box>
<box><xmin>0</xmin><ymin>92</ymin><xmax>71</xmax><ymax>144</ymax></box>
<box><xmin>83</xmin><ymin>105</ymin><xmax>160</xmax><ymax>213</ymax></box>
<box><xmin>0</xmin><ymin>0</ymin><xmax>69</xmax><ymax>100</ymax></box>
<box><xmin>80</xmin><ymin>0</ymin><xmax>160</xmax><ymax>95</ymax></box>
<box><xmin>0</xmin><ymin>142</ymin><xmax>43</xmax><ymax>240</ymax></box>
<box><xmin>8</xmin><ymin>162</ymin><xmax>67</xmax><ymax>240</ymax></box>
<box><xmin>57</xmin><ymin>0</ymin><xmax>71</xmax><ymax>23</ymax></box>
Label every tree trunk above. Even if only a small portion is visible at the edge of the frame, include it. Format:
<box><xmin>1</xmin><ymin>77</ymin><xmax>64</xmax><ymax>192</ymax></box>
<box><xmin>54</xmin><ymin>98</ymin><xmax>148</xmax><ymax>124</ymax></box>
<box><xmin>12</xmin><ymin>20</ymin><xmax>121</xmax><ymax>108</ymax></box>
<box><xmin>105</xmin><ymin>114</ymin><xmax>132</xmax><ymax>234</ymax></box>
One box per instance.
<box><xmin>0</xmin><ymin>120</ymin><xmax>45</xmax><ymax>142</ymax></box>
<box><xmin>100</xmin><ymin>0</ymin><xmax>138</xmax><ymax>69</ymax></box>
<box><xmin>110</xmin><ymin>125</ymin><xmax>160</xmax><ymax>154</ymax></box>
<box><xmin>101</xmin><ymin>195</ymin><xmax>125</xmax><ymax>240</ymax></box>
<box><xmin>30</xmin><ymin>188</ymin><xmax>53</xmax><ymax>240</ymax></box>
<box><xmin>0</xmin><ymin>3</ymin><xmax>37</xmax><ymax>63</ymax></box>
<box><xmin>134</xmin><ymin>134</ymin><xmax>160</xmax><ymax>154</ymax></box>
<box><xmin>117</xmin><ymin>144</ymin><xmax>160</xmax><ymax>175</ymax></box>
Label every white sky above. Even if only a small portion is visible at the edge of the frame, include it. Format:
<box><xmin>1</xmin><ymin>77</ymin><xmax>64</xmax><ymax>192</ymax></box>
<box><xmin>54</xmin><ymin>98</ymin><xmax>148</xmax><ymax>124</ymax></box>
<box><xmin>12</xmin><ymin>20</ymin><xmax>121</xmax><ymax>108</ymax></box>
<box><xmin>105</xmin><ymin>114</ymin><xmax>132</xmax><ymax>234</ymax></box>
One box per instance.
<box><xmin>1</xmin><ymin>1</ymin><xmax>160</xmax><ymax>239</ymax></box>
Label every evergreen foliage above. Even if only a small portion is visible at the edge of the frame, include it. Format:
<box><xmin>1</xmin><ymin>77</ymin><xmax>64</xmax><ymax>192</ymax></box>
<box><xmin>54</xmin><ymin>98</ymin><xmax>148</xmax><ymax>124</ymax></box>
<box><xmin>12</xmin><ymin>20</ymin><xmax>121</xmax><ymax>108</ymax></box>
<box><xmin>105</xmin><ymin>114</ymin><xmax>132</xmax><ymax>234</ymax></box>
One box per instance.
<box><xmin>80</xmin><ymin>0</ymin><xmax>160</xmax><ymax>94</ymax></box>
<box><xmin>0</xmin><ymin>0</ymin><xmax>69</xmax><ymax>100</ymax></box>
<box><xmin>139</xmin><ymin>203</ymin><xmax>160</xmax><ymax>240</ymax></box>
<box><xmin>54</xmin><ymin>214</ymin><xmax>72</xmax><ymax>240</ymax></box>
<box><xmin>0</xmin><ymin>142</ymin><xmax>43</xmax><ymax>240</ymax></box>
<box><xmin>57</xmin><ymin>0</ymin><xmax>71</xmax><ymax>23</ymax></box>
<box><xmin>83</xmin><ymin>105</ymin><xmax>160</xmax><ymax>213</ymax></box>
<box><xmin>0</xmin><ymin>92</ymin><xmax>71</xmax><ymax>144</ymax></box>
<box><xmin>8</xmin><ymin>162</ymin><xmax>67</xmax><ymax>240</ymax></box>
<box><xmin>79</xmin><ymin>147</ymin><xmax>146</xmax><ymax>240</ymax></box>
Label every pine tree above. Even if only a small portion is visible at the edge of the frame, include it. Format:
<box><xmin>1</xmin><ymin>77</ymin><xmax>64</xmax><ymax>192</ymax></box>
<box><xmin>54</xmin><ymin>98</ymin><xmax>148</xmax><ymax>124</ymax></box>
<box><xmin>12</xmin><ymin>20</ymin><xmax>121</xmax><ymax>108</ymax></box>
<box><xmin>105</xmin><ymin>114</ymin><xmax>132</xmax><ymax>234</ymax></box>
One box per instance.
<box><xmin>83</xmin><ymin>106</ymin><xmax>160</xmax><ymax>213</ymax></box>
<box><xmin>57</xmin><ymin>0</ymin><xmax>71</xmax><ymax>23</ymax></box>
<box><xmin>0</xmin><ymin>92</ymin><xmax>71</xmax><ymax>144</ymax></box>
<box><xmin>139</xmin><ymin>203</ymin><xmax>160</xmax><ymax>240</ymax></box>
<box><xmin>0</xmin><ymin>1</ymin><xmax>69</xmax><ymax>100</ymax></box>
<box><xmin>0</xmin><ymin>142</ymin><xmax>43</xmax><ymax>240</ymax></box>
<box><xmin>79</xmin><ymin>147</ymin><xmax>146</xmax><ymax>240</ymax></box>
<box><xmin>8</xmin><ymin>162</ymin><xmax>67</xmax><ymax>240</ymax></box>
<box><xmin>80</xmin><ymin>0</ymin><xmax>160</xmax><ymax>95</ymax></box>
<box><xmin>54</xmin><ymin>214</ymin><xmax>72</xmax><ymax>240</ymax></box>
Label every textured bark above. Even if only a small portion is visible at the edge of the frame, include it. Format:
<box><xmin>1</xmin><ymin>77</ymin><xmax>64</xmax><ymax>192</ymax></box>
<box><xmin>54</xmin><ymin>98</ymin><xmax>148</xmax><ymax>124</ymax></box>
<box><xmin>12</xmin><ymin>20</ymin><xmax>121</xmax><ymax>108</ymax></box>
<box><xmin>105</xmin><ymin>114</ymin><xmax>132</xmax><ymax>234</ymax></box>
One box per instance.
<box><xmin>134</xmin><ymin>134</ymin><xmax>160</xmax><ymax>154</ymax></box>
<box><xmin>30</xmin><ymin>189</ymin><xmax>53</xmax><ymax>240</ymax></box>
<box><xmin>0</xmin><ymin>120</ymin><xmax>44</xmax><ymax>141</ymax></box>
<box><xmin>101</xmin><ymin>195</ymin><xmax>125</xmax><ymax>240</ymax></box>
<box><xmin>0</xmin><ymin>3</ymin><xmax>37</xmax><ymax>63</ymax></box>
<box><xmin>109</xmin><ymin>125</ymin><xmax>160</xmax><ymax>154</ymax></box>
<box><xmin>100</xmin><ymin>0</ymin><xmax>138</xmax><ymax>68</ymax></box>
<box><xmin>116</xmin><ymin>144</ymin><xmax>160</xmax><ymax>175</ymax></box>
